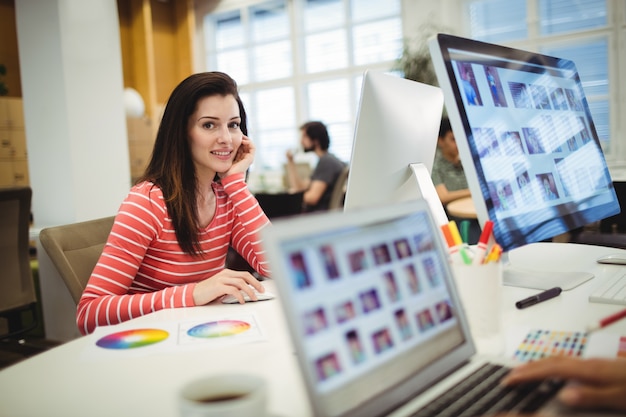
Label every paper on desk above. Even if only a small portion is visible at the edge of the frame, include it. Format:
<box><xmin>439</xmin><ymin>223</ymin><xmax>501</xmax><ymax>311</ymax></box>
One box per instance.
<box><xmin>584</xmin><ymin>332</ymin><xmax>626</xmax><ymax>359</ymax></box>
<box><xmin>81</xmin><ymin>312</ymin><xmax>267</xmax><ymax>361</ymax></box>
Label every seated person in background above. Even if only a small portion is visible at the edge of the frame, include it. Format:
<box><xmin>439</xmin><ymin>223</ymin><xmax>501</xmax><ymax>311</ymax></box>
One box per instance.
<box><xmin>432</xmin><ymin>116</ymin><xmax>480</xmax><ymax>244</ymax></box>
<box><xmin>76</xmin><ymin>72</ymin><xmax>270</xmax><ymax>335</ymax></box>
<box><xmin>431</xmin><ymin>116</ymin><xmax>471</xmax><ymax>206</ymax></box>
<box><xmin>285</xmin><ymin>121</ymin><xmax>346</xmax><ymax>212</ymax></box>
<box><xmin>494</xmin><ymin>356</ymin><xmax>626</xmax><ymax>415</ymax></box>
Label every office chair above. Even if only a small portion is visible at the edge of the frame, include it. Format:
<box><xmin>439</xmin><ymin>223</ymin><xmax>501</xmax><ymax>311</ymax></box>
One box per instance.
<box><xmin>329</xmin><ymin>166</ymin><xmax>349</xmax><ymax>210</ymax></box>
<box><xmin>0</xmin><ymin>186</ymin><xmax>38</xmax><ymax>340</ymax></box>
<box><xmin>39</xmin><ymin>216</ymin><xmax>115</xmax><ymax>304</ymax></box>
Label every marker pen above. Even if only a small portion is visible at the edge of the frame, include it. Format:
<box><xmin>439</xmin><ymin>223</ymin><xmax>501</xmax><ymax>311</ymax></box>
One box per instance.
<box><xmin>448</xmin><ymin>221</ymin><xmax>472</xmax><ymax>265</ymax></box>
<box><xmin>515</xmin><ymin>287</ymin><xmax>562</xmax><ymax>309</ymax></box>
<box><xmin>587</xmin><ymin>307</ymin><xmax>626</xmax><ymax>332</ymax></box>
<box><xmin>440</xmin><ymin>223</ymin><xmax>463</xmax><ymax>265</ymax></box>
<box><xmin>472</xmin><ymin>220</ymin><xmax>494</xmax><ymax>265</ymax></box>
<box><xmin>484</xmin><ymin>243</ymin><xmax>503</xmax><ymax>264</ymax></box>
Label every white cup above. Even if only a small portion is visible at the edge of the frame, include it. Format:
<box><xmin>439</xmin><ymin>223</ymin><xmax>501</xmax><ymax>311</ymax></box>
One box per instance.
<box><xmin>452</xmin><ymin>261</ymin><xmax>503</xmax><ymax>355</ymax></box>
<box><xmin>178</xmin><ymin>374</ymin><xmax>268</xmax><ymax>417</ymax></box>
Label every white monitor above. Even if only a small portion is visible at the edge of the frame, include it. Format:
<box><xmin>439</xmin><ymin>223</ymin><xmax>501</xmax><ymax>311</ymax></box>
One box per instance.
<box><xmin>344</xmin><ymin>70</ymin><xmax>447</xmax><ymax>226</ymax></box>
<box><xmin>429</xmin><ymin>33</ymin><xmax>620</xmax><ymax>290</ymax></box>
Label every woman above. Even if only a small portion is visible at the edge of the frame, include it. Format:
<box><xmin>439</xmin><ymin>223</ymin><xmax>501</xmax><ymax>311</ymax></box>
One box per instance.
<box><xmin>77</xmin><ymin>72</ymin><xmax>270</xmax><ymax>335</ymax></box>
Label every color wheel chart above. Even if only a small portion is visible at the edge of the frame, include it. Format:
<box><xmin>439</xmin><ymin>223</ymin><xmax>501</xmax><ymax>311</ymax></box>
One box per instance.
<box><xmin>178</xmin><ymin>313</ymin><xmax>265</xmax><ymax>347</ymax></box>
<box><xmin>95</xmin><ymin>328</ymin><xmax>169</xmax><ymax>350</ymax></box>
<box><xmin>187</xmin><ymin>319</ymin><xmax>251</xmax><ymax>338</ymax></box>
<box><xmin>513</xmin><ymin>329</ymin><xmax>587</xmax><ymax>363</ymax></box>
<box><xmin>87</xmin><ymin>313</ymin><xmax>266</xmax><ymax>359</ymax></box>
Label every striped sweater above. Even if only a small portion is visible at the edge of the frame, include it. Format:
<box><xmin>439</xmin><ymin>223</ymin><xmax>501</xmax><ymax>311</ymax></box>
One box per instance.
<box><xmin>77</xmin><ymin>173</ymin><xmax>270</xmax><ymax>335</ymax></box>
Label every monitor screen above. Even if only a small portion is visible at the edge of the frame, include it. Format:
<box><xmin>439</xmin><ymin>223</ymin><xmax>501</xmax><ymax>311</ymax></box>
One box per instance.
<box><xmin>429</xmin><ymin>34</ymin><xmax>620</xmax><ymax>252</ymax></box>
<box><xmin>344</xmin><ymin>70</ymin><xmax>446</xmax><ymax>225</ymax></box>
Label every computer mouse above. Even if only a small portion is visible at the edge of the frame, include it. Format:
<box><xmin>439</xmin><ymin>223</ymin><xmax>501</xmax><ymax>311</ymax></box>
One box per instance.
<box><xmin>221</xmin><ymin>290</ymin><xmax>276</xmax><ymax>304</ymax></box>
<box><xmin>596</xmin><ymin>254</ymin><xmax>626</xmax><ymax>265</ymax></box>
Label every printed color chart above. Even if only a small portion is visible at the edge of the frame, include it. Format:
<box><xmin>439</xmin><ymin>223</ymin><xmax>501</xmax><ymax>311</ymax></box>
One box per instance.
<box><xmin>513</xmin><ymin>329</ymin><xmax>587</xmax><ymax>363</ymax></box>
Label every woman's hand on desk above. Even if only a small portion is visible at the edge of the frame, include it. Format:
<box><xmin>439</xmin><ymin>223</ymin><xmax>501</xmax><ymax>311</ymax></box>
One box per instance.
<box><xmin>192</xmin><ymin>269</ymin><xmax>265</xmax><ymax>305</ymax></box>
<box><xmin>500</xmin><ymin>356</ymin><xmax>626</xmax><ymax>412</ymax></box>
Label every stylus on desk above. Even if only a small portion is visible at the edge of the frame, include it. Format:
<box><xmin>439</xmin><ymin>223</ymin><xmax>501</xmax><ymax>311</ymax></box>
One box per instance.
<box><xmin>587</xmin><ymin>308</ymin><xmax>626</xmax><ymax>332</ymax></box>
<box><xmin>515</xmin><ymin>287</ymin><xmax>562</xmax><ymax>309</ymax></box>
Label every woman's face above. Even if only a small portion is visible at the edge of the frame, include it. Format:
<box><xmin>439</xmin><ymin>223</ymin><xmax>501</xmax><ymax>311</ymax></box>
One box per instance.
<box><xmin>188</xmin><ymin>94</ymin><xmax>242</xmax><ymax>177</ymax></box>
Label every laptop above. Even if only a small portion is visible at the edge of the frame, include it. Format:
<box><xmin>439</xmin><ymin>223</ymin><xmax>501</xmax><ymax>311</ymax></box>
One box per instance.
<box><xmin>261</xmin><ymin>199</ymin><xmax>601</xmax><ymax>417</ymax></box>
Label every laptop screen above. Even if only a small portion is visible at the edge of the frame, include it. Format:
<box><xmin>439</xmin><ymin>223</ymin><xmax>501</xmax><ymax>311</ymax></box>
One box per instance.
<box><xmin>263</xmin><ymin>200</ymin><xmax>474</xmax><ymax>417</ymax></box>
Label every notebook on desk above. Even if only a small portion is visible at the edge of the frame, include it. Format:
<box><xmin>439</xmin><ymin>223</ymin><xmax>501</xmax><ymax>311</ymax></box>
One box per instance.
<box><xmin>261</xmin><ymin>199</ymin><xmax>592</xmax><ymax>417</ymax></box>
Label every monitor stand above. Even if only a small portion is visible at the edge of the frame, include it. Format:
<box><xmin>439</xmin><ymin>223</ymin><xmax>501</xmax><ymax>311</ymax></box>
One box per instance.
<box><xmin>501</xmin><ymin>251</ymin><xmax>594</xmax><ymax>291</ymax></box>
<box><xmin>409</xmin><ymin>163</ymin><xmax>448</xmax><ymax>227</ymax></box>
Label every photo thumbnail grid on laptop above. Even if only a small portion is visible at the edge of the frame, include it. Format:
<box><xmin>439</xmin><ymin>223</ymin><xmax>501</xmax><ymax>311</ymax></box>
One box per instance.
<box><xmin>275</xmin><ymin>207</ymin><xmax>464</xmax><ymax>393</ymax></box>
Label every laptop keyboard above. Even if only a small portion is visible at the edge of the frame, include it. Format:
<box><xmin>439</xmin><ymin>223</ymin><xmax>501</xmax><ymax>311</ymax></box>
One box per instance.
<box><xmin>410</xmin><ymin>363</ymin><xmax>564</xmax><ymax>417</ymax></box>
<box><xmin>589</xmin><ymin>270</ymin><xmax>626</xmax><ymax>305</ymax></box>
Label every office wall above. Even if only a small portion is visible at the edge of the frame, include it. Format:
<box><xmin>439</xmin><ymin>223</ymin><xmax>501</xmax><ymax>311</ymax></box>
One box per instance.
<box><xmin>117</xmin><ymin>0</ymin><xmax>194</xmax><ymax>121</ymax></box>
<box><xmin>15</xmin><ymin>0</ymin><xmax>130</xmax><ymax>225</ymax></box>
<box><xmin>0</xmin><ymin>0</ymin><xmax>21</xmax><ymax>97</ymax></box>
<box><xmin>15</xmin><ymin>0</ymin><xmax>131</xmax><ymax>341</ymax></box>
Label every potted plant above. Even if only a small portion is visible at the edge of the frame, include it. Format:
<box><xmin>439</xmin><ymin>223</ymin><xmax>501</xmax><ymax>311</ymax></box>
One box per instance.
<box><xmin>394</xmin><ymin>23</ymin><xmax>451</xmax><ymax>87</ymax></box>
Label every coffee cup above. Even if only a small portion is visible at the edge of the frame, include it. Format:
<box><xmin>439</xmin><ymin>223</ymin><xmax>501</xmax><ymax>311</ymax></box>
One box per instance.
<box><xmin>178</xmin><ymin>373</ymin><xmax>267</xmax><ymax>417</ymax></box>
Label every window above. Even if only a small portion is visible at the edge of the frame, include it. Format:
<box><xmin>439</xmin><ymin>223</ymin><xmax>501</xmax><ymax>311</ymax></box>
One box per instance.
<box><xmin>464</xmin><ymin>0</ymin><xmax>622</xmax><ymax>160</ymax></box>
<box><xmin>201</xmin><ymin>0</ymin><xmax>403</xmax><ymax>175</ymax></box>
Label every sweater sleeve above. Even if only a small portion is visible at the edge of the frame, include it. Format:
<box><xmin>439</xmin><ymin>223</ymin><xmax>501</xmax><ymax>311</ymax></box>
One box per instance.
<box><xmin>221</xmin><ymin>173</ymin><xmax>272</xmax><ymax>276</ymax></box>
<box><xmin>76</xmin><ymin>185</ymin><xmax>196</xmax><ymax>335</ymax></box>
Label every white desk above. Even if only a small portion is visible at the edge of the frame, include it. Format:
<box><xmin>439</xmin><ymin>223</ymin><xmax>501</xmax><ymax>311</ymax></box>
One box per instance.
<box><xmin>2</xmin><ymin>243</ymin><xmax>626</xmax><ymax>417</ymax></box>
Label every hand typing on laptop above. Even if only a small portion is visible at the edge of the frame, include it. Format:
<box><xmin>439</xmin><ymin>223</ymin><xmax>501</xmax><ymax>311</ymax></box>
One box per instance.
<box><xmin>498</xmin><ymin>356</ymin><xmax>626</xmax><ymax>414</ymax></box>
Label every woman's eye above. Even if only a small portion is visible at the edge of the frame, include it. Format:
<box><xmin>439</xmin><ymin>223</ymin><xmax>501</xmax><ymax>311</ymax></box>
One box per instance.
<box><xmin>203</xmin><ymin>122</ymin><xmax>215</xmax><ymax>129</ymax></box>
<box><xmin>229</xmin><ymin>122</ymin><xmax>240</xmax><ymax>130</ymax></box>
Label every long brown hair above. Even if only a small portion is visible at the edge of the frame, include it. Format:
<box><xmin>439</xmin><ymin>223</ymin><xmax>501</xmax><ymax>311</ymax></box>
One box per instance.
<box><xmin>139</xmin><ymin>72</ymin><xmax>248</xmax><ymax>255</ymax></box>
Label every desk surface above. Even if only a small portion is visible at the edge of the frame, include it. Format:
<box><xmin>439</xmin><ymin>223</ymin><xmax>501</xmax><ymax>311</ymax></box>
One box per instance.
<box><xmin>1</xmin><ymin>242</ymin><xmax>626</xmax><ymax>417</ymax></box>
<box><xmin>446</xmin><ymin>196</ymin><xmax>477</xmax><ymax>219</ymax></box>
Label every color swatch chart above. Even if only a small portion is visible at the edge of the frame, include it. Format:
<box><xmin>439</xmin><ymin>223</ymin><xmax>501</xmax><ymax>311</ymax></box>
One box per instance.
<box><xmin>513</xmin><ymin>329</ymin><xmax>587</xmax><ymax>363</ymax></box>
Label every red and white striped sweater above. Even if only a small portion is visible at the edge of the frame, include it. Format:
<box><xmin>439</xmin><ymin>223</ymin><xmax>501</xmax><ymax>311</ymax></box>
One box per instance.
<box><xmin>77</xmin><ymin>173</ymin><xmax>270</xmax><ymax>335</ymax></box>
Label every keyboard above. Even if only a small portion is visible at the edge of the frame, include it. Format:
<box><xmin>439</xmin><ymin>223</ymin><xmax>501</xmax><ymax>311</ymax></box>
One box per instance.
<box><xmin>411</xmin><ymin>363</ymin><xmax>564</xmax><ymax>417</ymax></box>
<box><xmin>589</xmin><ymin>270</ymin><xmax>626</xmax><ymax>305</ymax></box>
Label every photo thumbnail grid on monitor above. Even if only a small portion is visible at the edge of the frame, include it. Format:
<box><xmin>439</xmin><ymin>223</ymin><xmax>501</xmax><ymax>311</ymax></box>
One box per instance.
<box><xmin>431</xmin><ymin>34</ymin><xmax>619</xmax><ymax>251</ymax></box>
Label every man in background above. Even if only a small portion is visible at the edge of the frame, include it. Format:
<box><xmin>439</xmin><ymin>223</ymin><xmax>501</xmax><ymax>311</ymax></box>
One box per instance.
<box><xmin>285</xmin><ymin>121</ymin><xmax>346</xmax><ymax>212</ymax></box>
<box><xmin>431</xmin><ymin>117</ymin><xmax>471</xmax><ymax>206</ymax></box>
<box><xmin>432</xmin><ymin>116</ymin><xmax>479</xmax><ymax>244</ymax></box>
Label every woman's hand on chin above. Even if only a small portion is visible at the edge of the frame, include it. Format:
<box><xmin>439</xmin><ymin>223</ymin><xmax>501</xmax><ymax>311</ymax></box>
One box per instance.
<box><xmin>221</xmin><ymin>136</ymin><xmax>255</xmax><ymax>178</ymax></box>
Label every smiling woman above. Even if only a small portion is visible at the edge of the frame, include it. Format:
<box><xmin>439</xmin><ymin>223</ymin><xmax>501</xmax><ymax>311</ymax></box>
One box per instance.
<box><xmin>76</xmin><ymin>72</ymin><xmax>272</xmax><ymax>336</ymax></box>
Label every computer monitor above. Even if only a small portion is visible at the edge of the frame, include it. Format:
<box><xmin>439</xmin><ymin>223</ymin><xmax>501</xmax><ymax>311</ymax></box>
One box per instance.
<box><xmin>343</xmin><ymin>70</ymin><xmax>447</xmax><ymax>226</ymax></box>
<box><xmin>429</xmin><ymin>33</ymin><xmax>620</xmax><ymax>290</ymax></box>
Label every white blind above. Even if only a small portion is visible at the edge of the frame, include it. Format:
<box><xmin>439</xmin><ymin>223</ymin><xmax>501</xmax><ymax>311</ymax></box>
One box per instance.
<box><xmin>539</xmin><ymin>0</ymin><xmax>607</xmax><ymax>35</ymax></box>
<box><xmin>467</xmin><ymin>0</ymin><xmax>527</xmax><ymax>42</ymax></box>
<box><xmin>465</xmin><ymin>0</ymin><xmax>612</xmax><ymax>152</ymax></box>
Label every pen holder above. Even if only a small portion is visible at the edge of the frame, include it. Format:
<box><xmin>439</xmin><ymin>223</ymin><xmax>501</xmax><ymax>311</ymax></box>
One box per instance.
<box><xmin>452</xmin><ymin>262</ymin><xmax>503</xmax><ymax>355</ymax></box>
